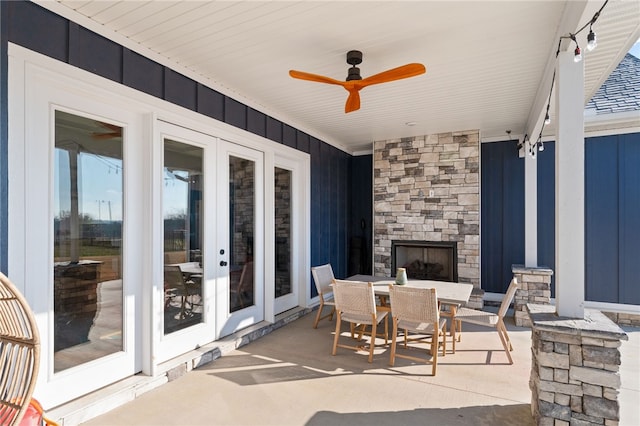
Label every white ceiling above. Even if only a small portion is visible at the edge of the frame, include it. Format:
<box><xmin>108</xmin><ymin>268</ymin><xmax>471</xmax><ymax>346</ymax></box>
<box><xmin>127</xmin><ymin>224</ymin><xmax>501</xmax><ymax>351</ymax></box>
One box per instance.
<box><xmin>46</xmin><ymin>1</ymin><xmax>640</xmax><ymax>154</ymax></box>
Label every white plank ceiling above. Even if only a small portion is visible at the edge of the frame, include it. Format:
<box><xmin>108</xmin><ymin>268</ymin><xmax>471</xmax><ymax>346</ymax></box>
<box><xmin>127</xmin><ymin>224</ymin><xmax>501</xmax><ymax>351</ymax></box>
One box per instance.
<box><xmin>48</xmin><ymin>1</ymin><xmax>640</xmax><ymax>153</ymax></box>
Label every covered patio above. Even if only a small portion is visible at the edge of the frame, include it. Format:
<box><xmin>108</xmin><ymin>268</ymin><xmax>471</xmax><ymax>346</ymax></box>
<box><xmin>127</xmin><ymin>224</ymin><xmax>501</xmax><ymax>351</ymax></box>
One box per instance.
<box><xmin>62</xmin><ymin>308</ymin><xmax>637</xmax><ymax>425</ymax></box>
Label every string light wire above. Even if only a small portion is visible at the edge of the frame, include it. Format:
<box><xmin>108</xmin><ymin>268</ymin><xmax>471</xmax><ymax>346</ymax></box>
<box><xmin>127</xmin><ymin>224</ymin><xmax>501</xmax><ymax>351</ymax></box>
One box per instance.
<box><xmin>531</xmin><ymin>0</ymin><xmax>609</xmax><ymax>157</ymax></box>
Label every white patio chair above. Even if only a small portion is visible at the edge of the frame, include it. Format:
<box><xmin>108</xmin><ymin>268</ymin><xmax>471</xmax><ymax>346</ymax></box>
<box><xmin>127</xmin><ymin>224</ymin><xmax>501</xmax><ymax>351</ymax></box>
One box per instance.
<box><xmin>311</xmin><ymin>264</ymin><xmax>336</xmax><ymax>328</ymax></box>
<box><xmin>454</xmin><ymin>278</ymin><xmax>518</xmax><ymax>364</ymax></box>
<box><xmin>331</xmin><ymin>279</ymin><xmax>388</xmax><ymax>363</ymax></box>
<box><xmin>388</xmin><ymin>285</ymin><xmax>446</xmax><ymax>375</ymax></box>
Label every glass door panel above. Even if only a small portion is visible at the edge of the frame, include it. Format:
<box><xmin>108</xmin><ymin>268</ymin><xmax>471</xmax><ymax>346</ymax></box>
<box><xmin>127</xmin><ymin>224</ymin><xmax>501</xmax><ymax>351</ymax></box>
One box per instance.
<box><xmin>163</xmin><ymin>139</ymin><xmax>204</xmax><ymax>334</ymax></box>
<box><xmin>155</xmin><ymin>121</ymin><xmax>216</xmax><ymax>363</ymax></box>
<box><xmin>229</xmin><ymin>156</ymin><xmax>255</xmax><ymax>312</ymax></box>
<box><xmin>217</xmin><ymin>141</ymin><xmax>264</xmax><ymax>338</ymax></box>
<box><xmin>53</xmin><ymin>110</ymin><xmax>123</xmax><ymax>372</ymax></box>
<box><xmin>274</xmin><ymin>167</ymin><xmax>292</xmax><ymax>299</ymax></box>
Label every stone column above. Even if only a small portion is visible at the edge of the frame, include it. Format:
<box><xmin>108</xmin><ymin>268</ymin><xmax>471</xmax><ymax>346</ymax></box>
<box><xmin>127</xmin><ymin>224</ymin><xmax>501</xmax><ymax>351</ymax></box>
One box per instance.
<box><xmin>512</xmin><ymin>265</ymin><xmax>553</xmax><ymax>327</ymax></box>
<box><xmin>527</xmin><ymin>304</ymin><xmax>628</xmax><ymax>425</ymax></box>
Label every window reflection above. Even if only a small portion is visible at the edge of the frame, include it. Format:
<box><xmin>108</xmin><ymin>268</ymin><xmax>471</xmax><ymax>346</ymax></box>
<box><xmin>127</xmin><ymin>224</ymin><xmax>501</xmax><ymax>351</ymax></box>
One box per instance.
<box><xmin>275</xmin><ymin>167</ymin><xmax>292</xmax><ymax>298</ymax></box>
<box><xmin>229</xmin><ymin>156</ymin><xmax>255</xmax><ymax>312</ymax></box>
<box><xmin>53</xmin><ymin>110</ymin><xmax>123</xmax><ymax>372</ymax></box>
<box><xmin>163</xmin><ymin>139</ymin><xmax>204</xmax><ymax>334</ymax></box>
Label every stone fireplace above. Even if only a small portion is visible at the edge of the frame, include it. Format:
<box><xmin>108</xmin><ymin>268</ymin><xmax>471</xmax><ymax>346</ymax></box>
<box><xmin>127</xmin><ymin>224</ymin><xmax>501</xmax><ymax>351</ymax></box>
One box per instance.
<box><xmin>392</xmin><ymin>240</ymin><xmax>457</xmax><ymax>282</ymax></box>
<box><xmin>374</xmin><ymin>131</ymin><xmax>480</xmax><ymax>291</ymax></box>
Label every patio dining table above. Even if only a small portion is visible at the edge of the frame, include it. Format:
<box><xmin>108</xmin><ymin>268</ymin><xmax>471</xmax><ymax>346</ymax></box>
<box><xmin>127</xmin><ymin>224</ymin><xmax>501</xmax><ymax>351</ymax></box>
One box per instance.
<box><xmin>346</xmin><ymin>274</ymin><xmax>473</xmax><ymax>344</ymax></box>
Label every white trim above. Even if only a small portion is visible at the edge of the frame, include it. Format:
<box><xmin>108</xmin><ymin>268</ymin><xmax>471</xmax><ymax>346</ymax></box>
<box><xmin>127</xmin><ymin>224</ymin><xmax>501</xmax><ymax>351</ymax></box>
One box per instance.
<box><xmin>480</xmin><ymin>133</ymin><xmax>524</xmax><ymax>144</ymax></box>
<box><xmin>584</xmin><ymin>301</ymin><xmax>640</xmax><ymax>316</ymax></box>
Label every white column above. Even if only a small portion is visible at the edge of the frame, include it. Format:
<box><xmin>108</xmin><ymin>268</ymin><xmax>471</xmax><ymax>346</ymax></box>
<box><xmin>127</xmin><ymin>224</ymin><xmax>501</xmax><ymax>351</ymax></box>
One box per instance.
<box><xmin>554</xmin><ymin>51</ymin><xmax>585</xmax><ymax>318</ymax></box>
<box><xmin>524</xmin><ymin>152</ymin><xmax>537</xmax><ymax>267</ymax></box>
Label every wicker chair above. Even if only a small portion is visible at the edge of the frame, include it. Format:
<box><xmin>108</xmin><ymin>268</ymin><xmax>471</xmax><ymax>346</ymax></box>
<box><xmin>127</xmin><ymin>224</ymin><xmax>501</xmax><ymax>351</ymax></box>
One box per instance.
<box><xmin>388</xmin><ymin>285</ymin><xmax>447</xmax><ymax>375</ymax></box>
<box><xmin>0</xmin><ymin>272</ymin><xmax>41</xmax><ymax>425</ymax></box>
<box><xmin>310</xmin><ymin>264</ymin><xmax>336</xmax><ymax>328</ymax></box>
<box><xmin>454</xmin><ymin>278</ymin><xmax>518</xmax><ymax>364</ymax></box>
<box><xmin>331</xmin><ymin>279</ymin><xmax>388</xmax><ymax>363</ymax></box>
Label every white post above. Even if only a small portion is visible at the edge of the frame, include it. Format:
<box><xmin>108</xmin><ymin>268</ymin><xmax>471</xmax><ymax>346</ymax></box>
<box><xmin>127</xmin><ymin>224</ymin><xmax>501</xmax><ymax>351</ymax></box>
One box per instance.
<box><xmin>554</xmin><ymin>50</ymin><xmax>585</xmax><ymax>318</ymax></box>
<box><xmin>524</xmin><ymin>152</ymin><xmax>537</xmax><ymax>267</ymax></box>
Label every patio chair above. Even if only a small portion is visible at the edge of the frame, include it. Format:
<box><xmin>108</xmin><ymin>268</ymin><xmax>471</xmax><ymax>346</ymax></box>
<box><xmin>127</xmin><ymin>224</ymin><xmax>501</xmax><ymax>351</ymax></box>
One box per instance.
<box><xmin>454</xmin><ymin>278</ymin><xmax>518</xmax><ymax>364</ymax></box>
<box><xmin>331</xmin><ymin>279</ymin><xmax>388</xmax><ymax>363</ymax></box>
<box><xmin>0</xmin><ymin>272</ymin><xmax>41</xmax><ymax>425</ymax></box>
<box><xmin>230</xmin><ymin>261</ymin><xmax>253</xmax><ymax>309</ymax></box>
<box><xmin>310</xmin><ymin>264</ymin><xmax>336</xmax><ymax>328</ymax></box>
<box><xmin>388</xmin><ymin>285</ymin><xmax>446</xmax><ymax>375</ymax></box>
<box><xmin>164</xmin><ymin>265</ymin><xmax>198</xmax><ymax>319</ymax></box>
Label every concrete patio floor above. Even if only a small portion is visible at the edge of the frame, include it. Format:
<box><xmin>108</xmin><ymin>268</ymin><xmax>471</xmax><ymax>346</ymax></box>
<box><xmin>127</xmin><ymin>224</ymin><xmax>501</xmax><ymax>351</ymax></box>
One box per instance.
<box><xmin>81</xmin><ymin>310</ymin><xmax>639</xmax><ymax>426</ymax></box>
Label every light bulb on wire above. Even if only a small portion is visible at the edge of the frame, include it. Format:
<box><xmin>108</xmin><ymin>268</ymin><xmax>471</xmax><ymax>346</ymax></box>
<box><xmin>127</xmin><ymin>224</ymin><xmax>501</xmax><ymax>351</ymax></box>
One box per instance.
<box><xmin>544</xmin><ymin>113</ymin><xmax>551</xmax><ymax>125</ymax></box>
<box><xmin>538</xmin><ymin>141</ymin><xmax>545</xmax><ymax>152</ymax></box>
<box><xmin>574</xmin><ymin>45</ymin><xmax>582</xmax><ymax>62</ymax></box>
<box><xmin>587</xmin><ymin>28</ymin><xmax>597</xmax><ymax>51</ymax></box>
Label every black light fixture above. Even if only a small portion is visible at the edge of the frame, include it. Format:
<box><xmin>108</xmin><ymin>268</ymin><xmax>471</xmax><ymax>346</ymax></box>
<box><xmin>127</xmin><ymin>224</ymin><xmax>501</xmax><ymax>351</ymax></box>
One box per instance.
<box><xmin>587</xmin><ymin>27</ymin><xmax>597</xmax><ymax>51</ymax></box>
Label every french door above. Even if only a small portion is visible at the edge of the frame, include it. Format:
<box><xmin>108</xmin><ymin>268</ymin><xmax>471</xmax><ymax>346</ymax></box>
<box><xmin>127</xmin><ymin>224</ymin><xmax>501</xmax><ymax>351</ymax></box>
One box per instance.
<box><xmin>154</xmin><ymin>121</ymin><xmax>217</xmax><ymax>362</ymax></box>
<box><xmin>11</xmin><ymin>61</ymin><xmax>144</xmax><ymax>407</ymax></box>
<box><xmin>217</xmin><ymin>141</ymin><xmax>264</xmax><ymax>337</ymax></box>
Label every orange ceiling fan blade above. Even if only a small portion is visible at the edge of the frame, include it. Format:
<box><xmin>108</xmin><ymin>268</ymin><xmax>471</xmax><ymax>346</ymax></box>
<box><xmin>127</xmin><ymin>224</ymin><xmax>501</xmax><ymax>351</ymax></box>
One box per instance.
<box><xmin>344</xmin><ymin>89</ymin><xmax>361</xmax><ymax>113</ymax></box>
<box><xmin>289</xmin><ymin>70</ymin><xmax>345</xmax><ymax>86</ymax></box>
<box><xmin>360</xmin><ymin>63</ymin><xmax>426</xmax><ymax>88</ymax></box>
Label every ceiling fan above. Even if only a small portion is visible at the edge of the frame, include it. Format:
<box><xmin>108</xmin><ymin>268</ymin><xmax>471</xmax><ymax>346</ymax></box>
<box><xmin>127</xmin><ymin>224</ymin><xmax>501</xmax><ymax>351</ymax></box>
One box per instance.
<box><xmin>289</xmin><ymin>50</ymin><xmax>426</xmax><ymax>113</ymax></box>
<box><xmin>92</xmin><ymin>121</ymin><xmax>122</xmax><ymax>140</ymax></box>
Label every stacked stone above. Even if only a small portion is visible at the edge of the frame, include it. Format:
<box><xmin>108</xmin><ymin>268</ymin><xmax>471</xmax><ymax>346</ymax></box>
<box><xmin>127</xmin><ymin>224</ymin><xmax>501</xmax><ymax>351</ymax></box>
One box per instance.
<box><xmin>603</xmin><ymin>312</ymin><xmax>640</xmax><ymax>328</ymax></box>
<box><xmin>528</xmin><ymin>305</ymin><xmax>627</xmax><ymax>425</ymax></box>
<box><xmin>373</xmin><ymin>130</ymin><xmax>480</xmax><ymax>288</ymax></box>
<box><xmin>512</xmin><ymin>265</ymin><xmax>553</xmax><ymax>327</ymax></box>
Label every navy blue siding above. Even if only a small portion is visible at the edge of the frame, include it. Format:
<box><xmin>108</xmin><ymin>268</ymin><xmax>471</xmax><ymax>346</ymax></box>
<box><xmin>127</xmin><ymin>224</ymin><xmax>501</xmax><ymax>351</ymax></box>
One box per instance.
<box><xmin>247</xmin><ymin>108</ymin><xmax>266</xmax><ymax>138</ymax></box>
<box><xmin>196</xmin><ymin>84</ymin><xmax>225</xmax><ymax>122</ymax></box>
<box><xmin>69</xmin><ymin>23</ymin><xmax>122</xmax><ymax>82</ymax></box>
<box><xmin>224</xmin><ymin>97</ymin><xmax>246</xmax><ymax>129</ymax></box>
<box><xmin>282</xmin><ymin>125</ymin><xmax>296</xmax><ymax>149</ymax></box>
<box><xmin>296</xmin><ymin>131</ymin><xmax>310</xmax><ymax>154</ymax></box>
<box><xmin>2</xmin><ymin>0</ymin><xmax>353</xmax><ymax>301</ymax></box>
<box><xmin>585</xmin><ymin>136</ymin><xmax>619</xmax><ymax>302</ymax></box>
<box><xmin>537</xmin><ymin>142</ymin><xmax>555</xmax><ymax>296</ymax></box>
<box><xmin>480</xmin><ymin>140</ymin><xmax>525</xmax><ymax>293</ymax></box>
<box><xmin>164</xmin><ymin>68</ymin><xmax>197</xmax><ymax>111</ymax></box>
<box><xmin>0</xmin><ymin>1</ymin><xmax>8</xmax><ymax>273</ymax></box>
<box><xmin>123</xmin><ymin>49</ymin><xmax>164</xmax><ymax>99</ymax></box>
<box><xmin>348</xmin><ymin>155</ymin><xmax>373</xmax><ymax>275</ymax></box>
<box><xmin>266</xmin><ymin>117</ymin><xmax>282</xmax><ymax>143</ymax></box>
<box><xmin>619</xmin><ymin>134</ymin><xmax>640</xmax><ymax>303</ymax></box>
<box><xmin>539</xmin><ymin>135</ymin><xmax>640</xmax><ymax>305</ymax></box>
<box><xmin>7</xmin><ymin>1</ymin><xmax>68</xmax><ymax>62</ymax></box>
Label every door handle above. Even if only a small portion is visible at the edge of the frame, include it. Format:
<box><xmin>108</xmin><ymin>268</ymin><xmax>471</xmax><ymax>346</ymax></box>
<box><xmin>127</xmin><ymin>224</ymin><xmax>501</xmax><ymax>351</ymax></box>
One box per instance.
<box><xmin>220</xmin><ymin>261</ymin><xmax>228</xmax><ymax>267</ymax></box>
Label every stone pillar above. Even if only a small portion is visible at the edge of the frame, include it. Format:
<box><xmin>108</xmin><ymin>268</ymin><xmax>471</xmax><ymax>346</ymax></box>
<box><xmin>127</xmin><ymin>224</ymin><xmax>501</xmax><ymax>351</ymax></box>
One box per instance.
<box><xmin>512</xmin><ymin>265</ymin><xmax>553</xmax><ymax>327</ymax></box>
<box><xmin>527</xmin><ymin>304</ymin><xmax>628</xmax><ymax>425</ymax></box>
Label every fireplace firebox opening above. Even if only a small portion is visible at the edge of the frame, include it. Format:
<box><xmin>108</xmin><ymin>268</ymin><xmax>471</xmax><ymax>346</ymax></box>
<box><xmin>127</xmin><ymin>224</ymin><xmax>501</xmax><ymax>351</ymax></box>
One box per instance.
<box><xmin>391</xmin><ymin>240</ymin><xmax>458</xmax><ymax>282</ymax></box>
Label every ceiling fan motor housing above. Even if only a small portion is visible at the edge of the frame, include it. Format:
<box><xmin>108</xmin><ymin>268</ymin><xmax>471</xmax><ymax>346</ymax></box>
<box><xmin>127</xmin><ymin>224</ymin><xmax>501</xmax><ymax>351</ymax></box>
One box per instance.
<box><xmin>346</xmin><ymin>50</ymin><xmax>363</xmax><ymax>81</ymax></box>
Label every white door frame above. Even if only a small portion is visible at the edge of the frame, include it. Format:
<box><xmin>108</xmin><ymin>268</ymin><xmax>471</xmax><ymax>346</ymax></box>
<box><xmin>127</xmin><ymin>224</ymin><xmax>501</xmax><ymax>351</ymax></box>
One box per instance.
<box><xmin>152</xmin><ymin>120</ymin><xmax>218</xmax><ymax>363</ymax></box>
<box><xmin>8</xmin><ymin>51</ymin><xmax>145</xmax><ymax>407</ymax></box>
<box><xmin>216</xmin><ymin>140</ymin><xmax>265</xmax><ymax>338</ymax></box>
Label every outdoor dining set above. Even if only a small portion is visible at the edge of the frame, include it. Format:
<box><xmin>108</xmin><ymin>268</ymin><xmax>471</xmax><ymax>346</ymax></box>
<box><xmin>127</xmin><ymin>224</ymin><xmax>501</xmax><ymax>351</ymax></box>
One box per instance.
<box><xmin>311</xmin><ymin>264</ymin><xmax>519</xmax><ymax>375</ymax></box>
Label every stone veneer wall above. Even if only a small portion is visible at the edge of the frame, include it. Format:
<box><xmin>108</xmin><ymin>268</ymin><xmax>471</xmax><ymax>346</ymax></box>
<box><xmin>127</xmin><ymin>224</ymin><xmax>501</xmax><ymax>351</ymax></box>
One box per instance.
<box><xmin>527</xmin><ymin>305</ymin><xmax>628</xmax><ymax>425</ymax></box>
<box><xmin>373</xmin><ymin>131</ymin><xmax>480</xmax><ymax>288</ymax></box>
<box><xmin>512</xmin><ymin>265</ymin><xmax>553</xmax><ymax>327</ymax></box>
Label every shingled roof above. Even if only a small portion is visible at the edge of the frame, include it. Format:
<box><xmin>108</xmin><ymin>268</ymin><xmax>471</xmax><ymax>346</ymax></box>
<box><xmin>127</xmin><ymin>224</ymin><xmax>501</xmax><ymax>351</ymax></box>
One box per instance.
<box><xmin>585</xmin><ymin>53</ymin><xmax>640</xmax><ymax>115</ymax></box>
